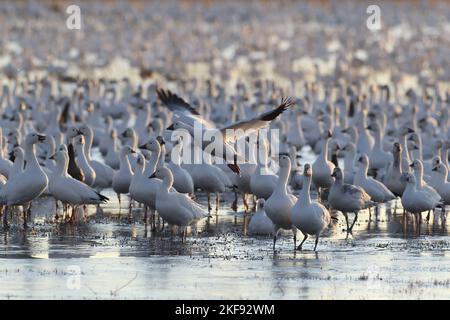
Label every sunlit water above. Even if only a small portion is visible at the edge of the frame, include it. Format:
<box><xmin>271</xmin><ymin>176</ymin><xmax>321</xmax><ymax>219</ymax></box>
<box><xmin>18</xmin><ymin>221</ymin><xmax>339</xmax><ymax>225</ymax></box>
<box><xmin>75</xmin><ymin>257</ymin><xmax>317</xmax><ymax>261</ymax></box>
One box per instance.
<box><xmin>1</xmin><ymin>185</ymin><xmax>449</xmax><ymax>299</ymax></box>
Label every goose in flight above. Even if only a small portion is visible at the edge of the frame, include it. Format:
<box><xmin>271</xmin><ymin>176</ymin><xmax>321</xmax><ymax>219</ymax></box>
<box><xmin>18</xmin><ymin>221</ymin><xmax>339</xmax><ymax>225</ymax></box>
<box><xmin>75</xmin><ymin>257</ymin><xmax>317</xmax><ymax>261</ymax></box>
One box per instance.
<box><xmin>158</xmin><ymin>88</ymin><xmax>295</xmax><ymax>174</ymax></box>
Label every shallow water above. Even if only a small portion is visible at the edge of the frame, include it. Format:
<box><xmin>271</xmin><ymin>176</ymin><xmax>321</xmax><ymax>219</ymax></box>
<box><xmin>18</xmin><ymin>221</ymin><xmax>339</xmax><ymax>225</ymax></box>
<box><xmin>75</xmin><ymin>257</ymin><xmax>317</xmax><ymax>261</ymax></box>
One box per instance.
<box><xmin>1</xmin><ymin>190</ymin><xmax>449</xmax><ymax>300</ymax></box>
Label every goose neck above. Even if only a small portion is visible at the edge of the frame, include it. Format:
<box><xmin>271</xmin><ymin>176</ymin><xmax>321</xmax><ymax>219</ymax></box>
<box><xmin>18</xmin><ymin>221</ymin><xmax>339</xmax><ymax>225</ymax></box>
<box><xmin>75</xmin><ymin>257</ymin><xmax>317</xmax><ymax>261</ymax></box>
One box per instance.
<box><xmin>299</xmin><ymin>174</ymin><xmax>312</xmax><ymax>204</ymax></box>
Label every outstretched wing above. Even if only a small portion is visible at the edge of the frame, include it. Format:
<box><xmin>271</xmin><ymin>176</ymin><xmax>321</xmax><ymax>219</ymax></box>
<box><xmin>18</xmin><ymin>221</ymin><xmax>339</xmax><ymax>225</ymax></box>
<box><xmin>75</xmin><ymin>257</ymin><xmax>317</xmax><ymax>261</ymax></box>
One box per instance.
<box><xmin>156</xmin><ymin>88</ymin><xmax>200</xmax><ymax>115</ymax></box>
<box><xmin>220</xmin><ymin>97</ymin><xmax>295</xmax><ymax>142</ymax></box>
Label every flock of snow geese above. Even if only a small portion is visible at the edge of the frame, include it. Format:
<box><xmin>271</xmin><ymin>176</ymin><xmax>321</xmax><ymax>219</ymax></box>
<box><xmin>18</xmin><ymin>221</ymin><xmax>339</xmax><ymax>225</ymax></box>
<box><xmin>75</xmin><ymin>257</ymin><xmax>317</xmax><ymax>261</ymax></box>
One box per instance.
<box><xmin>0</xmin><ymin>78</ymin><xmax>448</xmax><ymax>252</ymax></box>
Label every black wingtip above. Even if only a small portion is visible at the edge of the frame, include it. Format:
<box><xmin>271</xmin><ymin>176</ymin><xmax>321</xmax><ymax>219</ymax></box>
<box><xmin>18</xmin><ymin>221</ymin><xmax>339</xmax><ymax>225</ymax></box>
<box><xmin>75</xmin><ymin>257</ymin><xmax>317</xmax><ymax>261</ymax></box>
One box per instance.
<box><xmin>156</xmin><ymin>88</ymin><xmax>200</xmax><ymax>115</ymax></box>
<box><xmin>260</xmin><ymin>97</ymin><xmax>295</xmax><ymax>121</ymax></box>
<box><xmin>95</xmin><ymin>192</ymin><xmax>109</xmax><ymax>203</ymax></box>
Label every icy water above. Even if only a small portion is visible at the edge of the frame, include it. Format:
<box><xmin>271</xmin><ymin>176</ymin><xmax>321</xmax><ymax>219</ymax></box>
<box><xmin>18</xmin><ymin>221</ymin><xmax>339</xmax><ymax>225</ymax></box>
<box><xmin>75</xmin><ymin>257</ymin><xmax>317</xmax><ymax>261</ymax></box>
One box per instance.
<box><xmin>1</xmin><ymin>190</ymin><xmax>450</xmax><ymax>300</ymax></box>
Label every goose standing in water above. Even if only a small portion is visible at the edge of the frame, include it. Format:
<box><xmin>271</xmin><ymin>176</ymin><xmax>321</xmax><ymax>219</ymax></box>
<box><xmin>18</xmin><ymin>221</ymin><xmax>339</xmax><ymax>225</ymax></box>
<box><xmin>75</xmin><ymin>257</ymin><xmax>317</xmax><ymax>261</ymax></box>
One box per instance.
<box><xmin>367</xmin><ymin>122</ymin><xmax>392</xmax><ymax>175</ymax></box>
<box><xmin>8</xmin><ymin>147</ymin><xmax>25</xmax><ymax>180</ymax></box>
<box><xmin>250</xmin><ymin>137</ymin><xmax>278</xmax><ymax>200</ymax></box>
<box><xmin>265</xmin><ymin>155</ymin><xmax>297</xmax><ymax>250</ymax></box>
<box><xmin>0</xmin><ymin>128</ymin><xmax>13</xmax><ymax>178</ymax></box>
<box><xmin>312</xmin><ymin>130</ymin><xmax>335</xmax><ymax>197</ymax></box>
<box><xmin>430</xmin><ymin>163</ymin><xmax>450</xmax><ymax>211</ymax></box>
<box><xmin>248</xmin><ymin>199</ymin><xmax>274</xmax><ymax>236</ymax></box>
<box><xmin>73</xmin><ymin>135</ymin><xmax>96</xmax><ymax>186</ymax></box>
<box><xmin>0</xmin><ymin>133</ymin><xmax>48</xmax><ymax>227</ymax></box>
<box><xmin>383</xmin><ymin>142</ymin><xmax>406</xmax><ymax>197</ymax></box>
<box><xmin>66</xmin><ymin>126</ymin><xmax>84</xmax><ymax>182</ymax></box>
<box><xmin>78</xmin><ymin>125</ymin><xmax>114</xmax><ymax>190</ymax></box>
<box><xmin>328</xmin><ymin>167</ymin><xmax>375</xmax><ymax>233</ymax></box>
<box><xmin>401</xmin><ymin>173</ymin><xmax>442</xmax><ymax>225</ymax></box>
<box><xmin>292</xmin><ymin>164</ymin><xmax>331</xmax><ymax>251</ymax></box>
<box><xmin>48</xmin><ymin>148</ymin><xmax>109</xmax><ymax>222</ymax></box>
<box><xmin>354</xmin><ymin>154</ymin><xmax>396</xmax><ymax>203</ymax></box>
<box><xmin>112</xmin><ymin>146</ymin><xmax>136</xmax><ymax>213</ymax></box>
<box><xmin>341</xmin><ymin>142</ymin><xmax>357</xmax><ymax>184</ymax></box>
<box><xmin>150</xmin><ymin>167</ymin><xmax>208</xmax><ymax>242</ymax></box>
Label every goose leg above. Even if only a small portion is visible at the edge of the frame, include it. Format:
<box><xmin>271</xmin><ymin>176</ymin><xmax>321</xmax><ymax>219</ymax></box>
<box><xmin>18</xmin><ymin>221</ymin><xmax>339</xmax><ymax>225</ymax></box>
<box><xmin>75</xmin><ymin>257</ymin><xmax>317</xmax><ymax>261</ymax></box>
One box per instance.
<box><xmin>273</xmin><ymin>229</ymin><xmax>280</xmax><ymax>251</ymax></box>
<box><xmin>144</xmin><ymin>206</ymin><xmax>148</xmax><ymax>223</ymax></box>
<box><xmin>349</xmin><ymin>212</ymin><xmax>359</xmax><ymax>232</ymax></box>
<box><xmin>243</xmin><ymin>193</ymin><xmax>248</xmax><ymax>212</ymax></box>
<box><xmin>207</xmin><ymin>193</ymin><xmax>212</xmax><ymax>212</ymax></box>
<box><xmin>297</xmin><ymin>234</ymin><xmax>308</xmax><ymax>251</ymax></box>
<box><xmin>292</xmin><ymin>227</ymin><xmax>297</xmax><ymax>249</ymax></box>
<box><xmin>343</xmin><ymin>212</ymin><xmax>349</xmax><ymax>232</ymax></box>
<box><xmin>216</xmin><ymin>193</ymin><xmax>219</xmax><ymax>213</ymax></box>
<box><xmin>426</xmin><ymin>210</ymin><xmax>431</xmax><ymax>223</ymax></box>
<box><xmin>3</xmin><ymin>205</ymin><xmax>8</xmax><ymax>228</ymax></box>
<box><xmin>314</xmin><ymin>235</ymin><xmax>320</xmax><ymax>251</ymax></box>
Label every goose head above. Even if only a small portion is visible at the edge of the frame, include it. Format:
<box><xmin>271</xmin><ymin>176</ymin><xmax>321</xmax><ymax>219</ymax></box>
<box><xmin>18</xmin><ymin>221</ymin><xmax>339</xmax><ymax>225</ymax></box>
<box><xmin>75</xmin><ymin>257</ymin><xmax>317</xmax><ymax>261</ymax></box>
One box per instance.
<box><xmin>331</xmin><ymin>167</ymin><xmax>343</xmax><ymax>180</ymax></box>
<box><xmin>303</xmin><ymin>163</ymin><xmax>312</xmax><ymax>177</ymax></box>
<box><xmin>409</xmin><ymin>159</ymin><xmax>423</xmax><ymax>172</ymax></box>
<box><xmin>26</xmin><ymin>132</ymin><xmax>46</xmax><ymax>144</ymax></box>
<box><xmin>78</xmin><ymin>124</ymin><xmax>92</xmax><ymax>137</ymax></box>
<box><xmin>357</xmin><ymin>154</ymin><xmax>369</xmax><ymax>167</ymax></box>
<box><xmin>432</xmin><ymin>163</ymin><xmax>447</xmax><ymax>176</ymax></box>
<box><xmin>135</xmin><ymin>154</ymin><xmax>145</xmax><ymax>168</ymax></box>
<box><xmin>121</xmin><ymin>145</ymin><xmax>136</xmax><ymax>155</ymax></box>
<box><xmin>149</xmin><ymin>166</ymin><xmax>171</xmax><ymax>180</ymax></box>
<box><xmin>278</xmin><ymin>154</ymin><xmax>291</xmax><ymax>170</ymax></box>
<box><xmin>397</xmin><ymin>126</ymin><xmax>414</xmax><ymax>137</ymax></box>
<box><xmin>256</xmin><ymin>199</ymin><xmax>265</xmax><ymax>211</ymax></box>
<box><xmin>392</xmin><ymin>142</ymin><xmax>402</xmax><ymax>155</ymax></box>
<box><xmin>66</xmin><ymin>126</ymin><xmax>82</xmax><ymax>139</ymax></box>
<box><xmin>139</xmin><ymin>138</ymin><xmax>160</xmax><ymax>152</ymax></box>
<box><xmin>366</xmin><ymin>122</ymin><xmax>381</xmax><ymax>132</ymax></box>
<box><xmin>342</xmin><ymin>142</ymin><xmax>356</xmax><ymax>155</ymax></box>
<box><xmin>74</xmin><ymin>135</ymin><xmax>85</xmax><ymax>148</ymax></box>
<box><xmin>402</xmin><ymin>172</ymin><xmax>416</xmax><ymax>185</ymax></box>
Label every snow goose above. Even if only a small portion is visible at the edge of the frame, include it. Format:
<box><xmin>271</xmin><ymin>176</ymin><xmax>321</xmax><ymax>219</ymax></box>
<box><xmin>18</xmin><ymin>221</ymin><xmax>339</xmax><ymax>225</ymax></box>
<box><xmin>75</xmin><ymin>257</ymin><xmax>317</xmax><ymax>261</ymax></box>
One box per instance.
<box><xmin>367</xmin><ymin>122</ymin><xmax>392</xmax><ymax>173</ymax></box>
<box><xmin>430</xmin><ymin>163</ymin><xmax>450</xmax><ymax>206</ymax></box>
<box><xmin>265</xmin><ymin>155</ymin><xmax>297</xmax><ymax>250</ymax></box>
<box><xmin>159</xmin><ymin>88</ymin><xmax>295</xmax><ymax>174</ymax></box>
<box><xmin>249</xmin><ymin>138</ymin><xmax>277</xmax><ymax>200</ymax></box>
<box><xmin>354</xmin><ymin>154</ymin><xmax>396</xmax><ymax>203</ymax></box>
<box><xmin>105</xmin><ymin>129</ymin><xmax>120</xmax><ymax>169</ymax></box>
<box><xmin>48</xmin><ymin>148</ymin><xmax>109</xmax><ymax>221</ymax></box>
<box><xmin>286</xmin><ymin>109</ymin><xmax>306</xmax><ymax>150</ymax></box>
<box><xmin>328</xmin><ymin>167</ymin><xmax>375</xmax><ymax>233</ymax></box>
<box><xmin>73</xmin><ymin>135</ymin><xmax>96</xmax><ymax>186</ymax></box>
<box><xmin>78</xmin><ymin>124</ymin><xmax>114</xmax><ymax>189</ymax></box>
<box><xmin>312</xmin><ymin>130</ymin><xmax>335</xmax><ymax>193</ymax></box>
<box><xmin>401</xmin><ymin>173</ymin><xmax>442</xmax><ymax>222</ymax></box>
<box><xmin>397</xmin><ymin>126</ymin><xmax>415</xmax><ymax>172</ymax></box>
<box><xmin>248</xmin><ymin>199</ymin><xmax>274</xmax><ymax>236</ymax></box>
<box><xmin>167</xmin><ymin>137</ymin><xmax>194</xmax><ymax>194</ymax></box>
<box><xmin>135</xmin><ymin>138</ymin><xmax>173</xmax><ymax>211</ymax></box>
<box><xmin>66</xmin><ymin>126</ymin><xmax>84</xmax><ymax>182</ymax></box>
<box><xmin>0</xmin><ymin>133</ymin><xmax>49</xmax><ymax>227</ymax></box>
<box><xmin>112</xmin><ymin>146</ymin><xmax>136</xmax><ymax>210</ymax></box>
<box><xmin>341</xmin><ymin>142</ymin><xmax>357</xmax><ymax>184</ymax></box>
<box><xmin>8</xmin><ymin>147</ymin><xmax>24</xmax><ymax>180</ymax></box>
<box><xmin>150</xmin><ymin>167</ymin><xmax>208</xmax><ymax>241</ymax></box>
<box><xmin>291</xmin><ymin>164</ymin><xmax>331</xmax><ymax>251</ymax></box>
<box><xmin>0</xmin><ymin>128</ymin><xmax>13</xmax><ymax>178</ymax></box>
<box><xmin>409</xmin><ymin>159</ymin><xmax>441</xmax><ymax>204</ymax></box>
<box><xmin>189</xmin><ymin>148</ymin><xmax>230</xmax><ymax>211</ymax></box>
<box><xmin>383</xmin><ymin>142</ymin><xmax>406</xmax><ymax>197</ymax></box>
<box><xmin>355</xmin><ymin>110</ymin><xmax>374</xmax><ymax>155</ymax></box>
